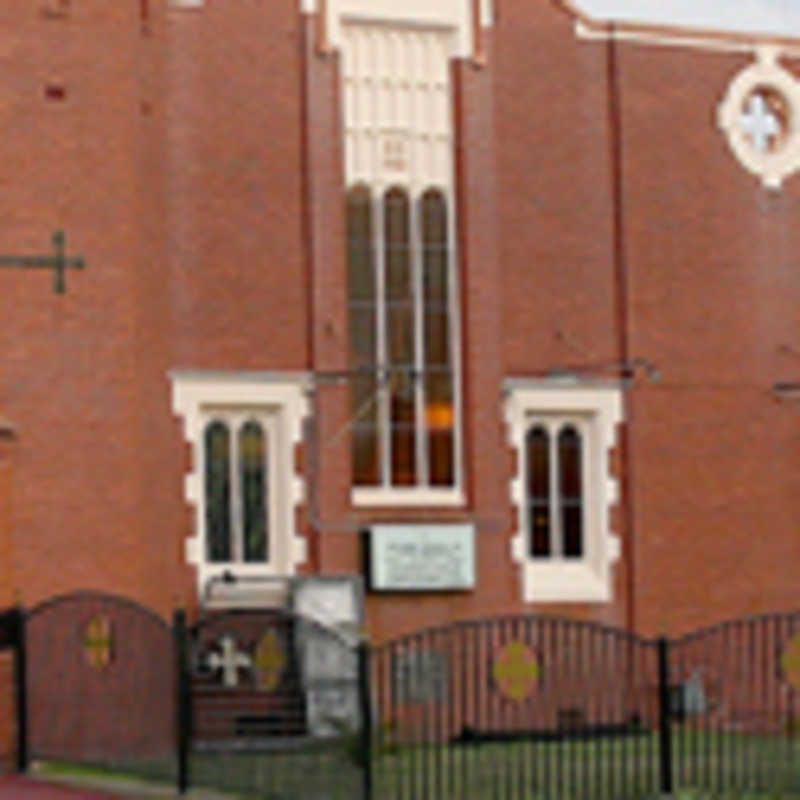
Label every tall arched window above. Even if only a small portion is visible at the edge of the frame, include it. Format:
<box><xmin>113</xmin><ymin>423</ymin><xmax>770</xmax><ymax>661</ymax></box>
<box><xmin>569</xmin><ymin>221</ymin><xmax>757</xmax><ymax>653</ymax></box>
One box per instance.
<box><xmin>205</xmin><ymin>421</ymin><xmax>231</xmax><ymax>562</ymax></box>
<box><xmin>347</xmin><ymin>184</ymin><xmax>458</xmax><ymax>494</ymax></box>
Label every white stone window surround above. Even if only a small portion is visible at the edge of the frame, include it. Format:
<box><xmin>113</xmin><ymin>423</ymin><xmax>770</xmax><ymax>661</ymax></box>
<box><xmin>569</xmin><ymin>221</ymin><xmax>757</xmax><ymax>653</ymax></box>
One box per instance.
<box><xmin>505</xmin><ymin>379</ymin><xmax>623</xmax><ymax>604</ymax></box>
<box><xmin>342</xmin><ymin>21</ymin><xmax>465</xmax><ymax>507</ymax></box>
<box><xmin>171</xmin><ymin>371</ymin><xmax>310</xmax><ymax>601</ymax></box>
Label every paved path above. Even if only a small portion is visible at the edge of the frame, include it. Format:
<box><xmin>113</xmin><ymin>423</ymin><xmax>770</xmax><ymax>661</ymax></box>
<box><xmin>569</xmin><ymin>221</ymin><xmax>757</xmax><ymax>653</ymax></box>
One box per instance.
<box><xmin>0</xmin><ymin>777</ymin><xmax>124</xmax><ymax>799</ymax></box>
<box><xmin>0</xmin><ymin>775</ymin><xmax>236</xmax><ymax>800</ymax></box>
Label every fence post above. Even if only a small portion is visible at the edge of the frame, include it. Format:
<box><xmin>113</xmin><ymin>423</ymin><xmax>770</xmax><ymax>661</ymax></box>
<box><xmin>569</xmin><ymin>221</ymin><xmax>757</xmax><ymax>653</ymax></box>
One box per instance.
<box><xmin>174</xmin><ymin>609</ymin><xmax>190</xmax><ymax>795</ymax></box>
<box><xmin>13</xmin><ymin>606</ymin><xmax>26</xmax><ymax>773</ymax></box>
<box><xmin>657</xmin><ymin>636</ymin><xmax>673</xmax><ymax>795</ymax></box>
<box><xmin>357</xmin><ymin>639</ymin><xmax>373</xmax><ymax>800</ymax></box>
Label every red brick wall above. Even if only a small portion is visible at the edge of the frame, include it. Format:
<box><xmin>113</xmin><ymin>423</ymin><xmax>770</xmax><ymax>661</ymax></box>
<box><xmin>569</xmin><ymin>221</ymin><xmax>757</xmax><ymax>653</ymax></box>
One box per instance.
<box><xmin>0</xmin><ymin>0</ymin><xmax>309</xmax><ymax>619</ymax></box>
<box><xmin>615</xmin><ymin>43</ymin><xmax>800</xmax><ymax>636</ymax></box>
<box><xmin>0</xmin><ymin>0</ymin><xmax>797</xmax><ymax>648</ymax></box>
<box><xmin>494</xmin><ymin>1</ymin><xmax>800</xmax><ymax>635</ymax></box>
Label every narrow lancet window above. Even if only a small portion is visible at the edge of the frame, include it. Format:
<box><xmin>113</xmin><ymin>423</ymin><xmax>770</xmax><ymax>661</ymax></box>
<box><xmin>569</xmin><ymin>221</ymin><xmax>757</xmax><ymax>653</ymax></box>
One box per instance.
<box><xmin>384</xmin><ymin>187</ymin><xmax>416</xmax><ymax>486</ymax></box>
<box><xmin>422</xmin><ymin>189</ymin><xmax>454</xmax><ymax>486</ymax></box>
<box><xmin>239</xmin><ymin>421</ymin><xmax>267</xmax><ymax>562</ymax></box>
<box><xmin>559</xmin><ymin>425</ymin><xmax>583</xmax><ymax>558</ymax></box>
<box><xmin>204</xmin><ymin>421</ymin><xmax>231</xmax><ymax>562</ymax></box>
<box><xmin>347</xmin><ymin>185</ymin><xmax>380</xmax><ymax>485</ymax></box>
<box><xmin>527</xmin><ymin>426</ymin><xmax>551</xmax><ymax>557</ymax></box>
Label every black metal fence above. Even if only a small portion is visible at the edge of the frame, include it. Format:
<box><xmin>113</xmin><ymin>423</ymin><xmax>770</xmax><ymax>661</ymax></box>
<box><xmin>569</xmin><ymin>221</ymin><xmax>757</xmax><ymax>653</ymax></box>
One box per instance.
<box><xmin>2</xmin><ymin>594</ymin><xmax>800</xmax><ymax>799</ymax></box>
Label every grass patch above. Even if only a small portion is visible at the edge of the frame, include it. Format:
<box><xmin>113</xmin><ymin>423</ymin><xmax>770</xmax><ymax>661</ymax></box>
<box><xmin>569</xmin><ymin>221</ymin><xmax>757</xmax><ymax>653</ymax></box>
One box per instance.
<box><xmin>27</xmin><ymin>729</ymin><xmax>800</xmax><ymax>800</ymax></box>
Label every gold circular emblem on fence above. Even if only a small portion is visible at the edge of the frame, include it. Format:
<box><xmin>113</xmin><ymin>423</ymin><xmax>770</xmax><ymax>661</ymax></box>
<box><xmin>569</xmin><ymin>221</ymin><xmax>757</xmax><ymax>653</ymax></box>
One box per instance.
<box><xmin>84</xmin><ymin>615</ymin><xmax>113</xmax><ymax>670</ymax></box>
<box><xmin>781</xmin><ymin>633</ymin><xmax>800</xmax><ymax>690</ymax></box>
<box><xmin>493</xmin><ymin>641</ymin><xmax>540</xmax><ymax>702</ymax></box>
<box><xmin>254</xmin><ymin>629</ymin><xmax>286</xmax><ymax>691</ymax></box>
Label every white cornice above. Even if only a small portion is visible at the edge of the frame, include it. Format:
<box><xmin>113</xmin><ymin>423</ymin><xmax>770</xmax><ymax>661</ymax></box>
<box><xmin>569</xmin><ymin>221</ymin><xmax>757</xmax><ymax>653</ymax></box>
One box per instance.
<box><xmin>300</xmin><ymin>0</ymin><xmax>493</xmax><ymax>57</ymax></box>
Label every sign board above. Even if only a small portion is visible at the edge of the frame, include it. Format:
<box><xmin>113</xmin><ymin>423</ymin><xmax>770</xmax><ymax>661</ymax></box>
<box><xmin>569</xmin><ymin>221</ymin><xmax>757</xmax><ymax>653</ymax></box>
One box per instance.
<box><xmin>369</xmin><ymin>524</ymin><xmax>476</xmax><ymax>591</ymax></box>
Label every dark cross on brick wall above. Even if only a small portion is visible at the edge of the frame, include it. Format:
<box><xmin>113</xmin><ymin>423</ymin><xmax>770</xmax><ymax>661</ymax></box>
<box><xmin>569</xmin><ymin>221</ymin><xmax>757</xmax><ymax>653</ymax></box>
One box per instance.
<box><xmin>0</xmin><ymin>230</ymin><xmax>85</xmax><ymax>294</ymax></box>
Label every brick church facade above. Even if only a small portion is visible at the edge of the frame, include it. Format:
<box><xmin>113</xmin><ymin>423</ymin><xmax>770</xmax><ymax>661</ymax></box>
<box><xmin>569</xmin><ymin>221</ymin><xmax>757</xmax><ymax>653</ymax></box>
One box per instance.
<box><xmin>1</xmin><ymin>0</ymin><xmax>799</xmax><ymax>728</ymax></box>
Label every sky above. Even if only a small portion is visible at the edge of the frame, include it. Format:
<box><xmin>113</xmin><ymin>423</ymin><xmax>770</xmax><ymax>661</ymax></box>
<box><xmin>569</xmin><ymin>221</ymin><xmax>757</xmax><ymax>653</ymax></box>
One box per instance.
<box><xmin>573</xmin><ymin>0</ymin><xmax>800</xmax><ymax>38</ymax></box>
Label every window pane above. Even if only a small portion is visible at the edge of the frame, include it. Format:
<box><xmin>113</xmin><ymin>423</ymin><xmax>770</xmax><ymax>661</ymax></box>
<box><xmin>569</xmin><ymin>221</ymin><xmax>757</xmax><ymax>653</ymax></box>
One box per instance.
<box><xmin>421</xmin><ymin>190</ymin><xmax>448</xmax><ymax>307</ymax></box>
<box><xmin>204</xmin><ymin>421</ymin><xmax>231</xmax><ymax>563</ymax></box>
<box><xmin>424</xmin><ymin>309</ymin><xmax>450</xmax><ymax>366</ymax></box>
<box><xmin>347</xmin><ymin>186</ymin><xmax>374</xmax><ymax>302</ymax></box>
<box><xmin>352</xmin><ymin>376</ymin><xmax>380</xmax><ymax>485</ymax></box>
<box><xmin>425</xmin><ymin>371</ymin><xmax>454</xmax><ymax>486</ymax></box>
<box><xmin>526</xmin><ymin>426</ymin><xmax>550</xmax><ymax>558</ymax></box>
<box><xmin>384</xmin><ymin>188</ymin><xmax>411</xmax><ymax>302</ymax></box>
<box><xmin>240</xmin><ymin>421</ymin><xmax>268</xmax><ymax>563</ymax></box>
<box><xmin>390</xmin><ymin>370</ymin><xmax>416</xmax><ymax>486</ymax></box>
<box><xmin>559</xmin><ymin>426</ymin><xmax>583</xmax><ymax>558</ymax></box>
<box><xmin>349</xmin><ymin>303</ymin><xmax>376</xmax><ymax>367</ymax></box>
<box><xmin>348</xmin><ymin>186</ymin><xmax>379</xmax><ymax>484</ymax></box>
<box><xmin>387</xmin><ymin>302</ymin><xmax>414</xmax><ymax>366</ymax></box>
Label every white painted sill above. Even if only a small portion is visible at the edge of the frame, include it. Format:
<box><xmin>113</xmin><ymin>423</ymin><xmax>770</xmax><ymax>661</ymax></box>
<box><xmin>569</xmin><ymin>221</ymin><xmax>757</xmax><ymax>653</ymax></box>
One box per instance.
<box><xmin>523</xmin><ymin>561</ymin><xmax>612</xmax><ymax>604</ymax></box>
<box><xmin>351</xmin><ymin>486</ymin><xmax>466</xmax><ymax>508</ymax></box>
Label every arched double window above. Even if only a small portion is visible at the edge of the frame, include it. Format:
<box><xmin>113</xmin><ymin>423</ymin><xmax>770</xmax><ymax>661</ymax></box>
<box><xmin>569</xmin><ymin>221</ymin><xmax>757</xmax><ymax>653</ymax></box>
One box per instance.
<box><xmin>347</xmin><ymin>185</ymin><xmax>457</xmax><ymax>492</ymax></box>
<box><xmin>525</xmin><ymin>420</ymin><xmax>585</xmax><ymax>559</ymax></box>
<box><xmin>204</xmin><ymin>415</ymin><xmax>270</xmax><ymax>564</ymax></box>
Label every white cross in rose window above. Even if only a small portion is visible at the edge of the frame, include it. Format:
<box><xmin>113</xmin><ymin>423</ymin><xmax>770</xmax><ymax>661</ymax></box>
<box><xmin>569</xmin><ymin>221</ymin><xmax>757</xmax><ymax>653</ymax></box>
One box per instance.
<box><xmin>740</xmin><ymin>92</ymin><xmax>783</xmax><ymax>154</ymax></box>
<box><xmin>207</xmin><ymin>635</ymin><xmax>252</xmax><ymax>688</ymax></box>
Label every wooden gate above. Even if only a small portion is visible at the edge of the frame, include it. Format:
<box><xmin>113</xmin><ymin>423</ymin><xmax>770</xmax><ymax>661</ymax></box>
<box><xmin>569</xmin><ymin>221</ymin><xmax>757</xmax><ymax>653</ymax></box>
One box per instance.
<box><xmin>24</xmin><ymin>592</ymin><xmax>176</xmax><ymax>781</ymax></box>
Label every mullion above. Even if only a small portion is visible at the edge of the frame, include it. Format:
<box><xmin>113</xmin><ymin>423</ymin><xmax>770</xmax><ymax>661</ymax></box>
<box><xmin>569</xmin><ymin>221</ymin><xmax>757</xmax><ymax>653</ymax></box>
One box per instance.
<box><xmin>549</xmin><ymin>422</ymin><xmax>561</xmax><ymax>559</ymax></box>
<box><xmin>229</xmin><ymin>416</ymin><xmax>243</xmax><ymax>564</ymax></box>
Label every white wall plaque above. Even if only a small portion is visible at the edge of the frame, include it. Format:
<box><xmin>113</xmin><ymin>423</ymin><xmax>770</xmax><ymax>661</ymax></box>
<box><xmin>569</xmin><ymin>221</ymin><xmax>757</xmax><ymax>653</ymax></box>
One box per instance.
<box><xmin>370</xmin><ymin>524</ymin><xmax>476</xmax><ymax>591</ymax></box>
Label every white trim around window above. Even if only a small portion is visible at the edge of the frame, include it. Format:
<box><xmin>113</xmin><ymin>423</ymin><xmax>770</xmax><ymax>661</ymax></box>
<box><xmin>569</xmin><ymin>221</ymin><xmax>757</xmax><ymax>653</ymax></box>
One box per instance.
<box><xmin>170</xmin><ymin>371</ymin><xmax>310</xmax><ymax>604</ymax></box>
<box><xmin>505</xmin><ymin>379</ymin><xmax>623</xmax><ymax>604</ymax></box>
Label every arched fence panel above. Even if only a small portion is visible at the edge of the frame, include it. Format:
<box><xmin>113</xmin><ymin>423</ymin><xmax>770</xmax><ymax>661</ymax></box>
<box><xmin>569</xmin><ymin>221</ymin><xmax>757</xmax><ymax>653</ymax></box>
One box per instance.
<box><xmin>24</xmin><ymin>592</ymin><xmax>176</xmax><ymax>782</ymax></box>
<box><xmin>668</xmin><ymin>611</ymin><xmax>800</xmax><ymax>796</ymax></box>
<box><xmin>2</xmin><ymin>597</ymin><xmax>799</xmax><ymax>798</ymax></box>
<box><xmin>370</xmin><ymin>616</ymin><xmax>662</xmax><ymax>800</ymax></box>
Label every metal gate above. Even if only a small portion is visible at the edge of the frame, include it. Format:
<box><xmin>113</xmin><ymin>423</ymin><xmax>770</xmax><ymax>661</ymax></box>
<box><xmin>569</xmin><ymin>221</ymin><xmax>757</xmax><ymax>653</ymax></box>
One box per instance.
<box><xmin>24</xmin><ymin>592</ymin><xmax>177</xmax><ymax>782</ymax></box>
<box><xmin>185</xmin><ymin>607</ymin><xmax>367</xmax><ymax>799</ymax></box>
<box><xmin>668</xmin><ymin>612</ymin><xmax>800</xmax><ymax>796</ymax></box>
<box><xmin>370</xmin><ymin>616</ymin><xmax>661</xmax><ymax>800</ymax></box>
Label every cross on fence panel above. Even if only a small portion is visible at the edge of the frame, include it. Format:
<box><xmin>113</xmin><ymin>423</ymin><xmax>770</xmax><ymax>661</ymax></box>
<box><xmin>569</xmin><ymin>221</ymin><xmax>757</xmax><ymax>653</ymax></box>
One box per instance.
<box><xmin>186</xmin><ymin>608</ymin><xmax>365</xmax><ymax>800</ymax></box>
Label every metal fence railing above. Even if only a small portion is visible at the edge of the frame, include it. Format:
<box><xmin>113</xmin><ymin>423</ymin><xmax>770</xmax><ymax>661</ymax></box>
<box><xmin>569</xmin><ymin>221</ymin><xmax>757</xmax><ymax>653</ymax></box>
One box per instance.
<box><xmin>1</xmin><ymin>595</ymin><xmax>799</xmax><ymax>798</ymax></box>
